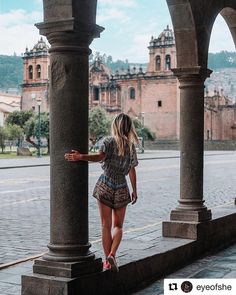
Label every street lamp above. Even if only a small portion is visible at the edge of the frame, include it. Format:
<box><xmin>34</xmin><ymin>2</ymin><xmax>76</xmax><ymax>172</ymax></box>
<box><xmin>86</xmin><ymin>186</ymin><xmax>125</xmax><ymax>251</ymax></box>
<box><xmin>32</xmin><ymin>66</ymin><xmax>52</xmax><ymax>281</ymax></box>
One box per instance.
<box><xmin>141</xmin><ymin>112</ymin><xmax>145</xmax><ymax>153</ymax></box>
<box><xmin>36</xmin><ymin>97</ymin><xmax>42</xmax><ymax>158</ymax></box>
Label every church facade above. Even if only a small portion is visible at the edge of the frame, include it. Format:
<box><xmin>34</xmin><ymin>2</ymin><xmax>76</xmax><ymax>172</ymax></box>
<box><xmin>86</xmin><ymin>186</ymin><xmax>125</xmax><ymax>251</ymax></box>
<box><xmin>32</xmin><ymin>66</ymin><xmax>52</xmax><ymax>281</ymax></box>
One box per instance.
<box><xmin>21</xmin><ymin>27</ymin><xmax>236</xmax><ymax>140</ymax></box>
<box><xmin>89</xmin><ymin>26</ymin><xmax>179</xmax><ymax>140</ymax></box>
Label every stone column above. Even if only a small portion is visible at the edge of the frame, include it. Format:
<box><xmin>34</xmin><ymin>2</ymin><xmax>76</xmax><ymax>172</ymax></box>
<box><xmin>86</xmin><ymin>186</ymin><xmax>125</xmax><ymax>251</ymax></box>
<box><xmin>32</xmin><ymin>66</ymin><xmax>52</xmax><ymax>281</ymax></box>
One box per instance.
<box><xmin>163</xmin><ymin>67</ymin><xmax>212</xmax><ymax>239</ymax></box>
<box><xmin>22</xmin><ymin>25</ymin><xmax>104</xmax><ymax>295</ymax></box>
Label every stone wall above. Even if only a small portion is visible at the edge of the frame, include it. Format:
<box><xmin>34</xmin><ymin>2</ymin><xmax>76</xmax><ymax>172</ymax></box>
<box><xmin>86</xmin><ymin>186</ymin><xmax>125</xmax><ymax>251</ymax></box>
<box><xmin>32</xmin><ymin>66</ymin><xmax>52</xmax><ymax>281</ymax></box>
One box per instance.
<box><xmin>145</xmin><ymin>140</ymin><xmax>236</xmax><ymax>150</ymax></box>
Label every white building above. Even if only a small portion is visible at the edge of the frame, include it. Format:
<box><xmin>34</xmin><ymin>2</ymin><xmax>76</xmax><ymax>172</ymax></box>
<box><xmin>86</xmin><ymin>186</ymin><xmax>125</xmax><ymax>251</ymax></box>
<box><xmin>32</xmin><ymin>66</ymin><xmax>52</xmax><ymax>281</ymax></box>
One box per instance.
<box><xmin>0</xmin><ymin>93</ymin><xmax>21</xmax><ymax>126</ymax></box>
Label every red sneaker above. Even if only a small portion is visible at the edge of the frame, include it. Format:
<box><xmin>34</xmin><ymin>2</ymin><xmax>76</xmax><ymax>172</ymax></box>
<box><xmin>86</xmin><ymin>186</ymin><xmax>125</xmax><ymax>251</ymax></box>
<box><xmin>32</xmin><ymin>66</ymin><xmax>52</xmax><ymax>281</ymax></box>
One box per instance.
<box><xmin>107</xmin><ymin>253</ymin><xmax>119</xmax><ymax>272</ymax></box>
<box><xmin>103</xmin><ymin>259</ymin><xmax>111</xmax><ymax>271</ymax></box>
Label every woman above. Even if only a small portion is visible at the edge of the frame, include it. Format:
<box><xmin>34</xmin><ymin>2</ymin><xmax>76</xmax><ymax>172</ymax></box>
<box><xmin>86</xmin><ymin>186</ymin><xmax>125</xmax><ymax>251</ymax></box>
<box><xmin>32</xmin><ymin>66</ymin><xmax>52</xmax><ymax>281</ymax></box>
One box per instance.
<box><xmin>65</xmin><ymin>113</ymin><xmax>139</xmax><ymax>272</ymax></box>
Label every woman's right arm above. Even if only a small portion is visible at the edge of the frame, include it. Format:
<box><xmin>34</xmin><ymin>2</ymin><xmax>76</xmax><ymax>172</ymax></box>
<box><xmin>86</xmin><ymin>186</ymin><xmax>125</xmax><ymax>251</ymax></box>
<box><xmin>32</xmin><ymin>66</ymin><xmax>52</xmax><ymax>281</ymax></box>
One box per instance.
<box><xmin>65</xmin><ymin>150</ymin><xmax>105</xmax><ymax>162</ymax></box>
<box><xmin>129</xmin><ymin>167</ymin><xmax>138</xmax><ymax>204</ymax></box>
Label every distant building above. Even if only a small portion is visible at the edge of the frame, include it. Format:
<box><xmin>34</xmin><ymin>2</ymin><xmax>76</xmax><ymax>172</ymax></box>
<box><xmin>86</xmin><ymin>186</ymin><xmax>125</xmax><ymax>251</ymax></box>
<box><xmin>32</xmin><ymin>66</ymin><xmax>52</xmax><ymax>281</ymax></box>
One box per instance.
<box><xmin>21</xmin><ymin>28</ymin><xmax>236</xmax><ymax>141</ymax></box>
<box><xmin>204</xmin><ymin>89</ymin><xmax>236</xmax><ymax>140</ymax></box>
<box><xmin>0</xmin><ymin>92</ymin><xmax>21</xmax><ymax>126</ymax></box>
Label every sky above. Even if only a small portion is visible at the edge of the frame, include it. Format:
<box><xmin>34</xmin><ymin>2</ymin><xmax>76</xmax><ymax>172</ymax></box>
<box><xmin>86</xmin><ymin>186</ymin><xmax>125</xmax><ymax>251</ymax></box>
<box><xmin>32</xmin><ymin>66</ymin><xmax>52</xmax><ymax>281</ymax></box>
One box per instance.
<box><xmin>0</xmin><ymin>0</ymin><xmax>235</xmax><ymax>63</ymax></box>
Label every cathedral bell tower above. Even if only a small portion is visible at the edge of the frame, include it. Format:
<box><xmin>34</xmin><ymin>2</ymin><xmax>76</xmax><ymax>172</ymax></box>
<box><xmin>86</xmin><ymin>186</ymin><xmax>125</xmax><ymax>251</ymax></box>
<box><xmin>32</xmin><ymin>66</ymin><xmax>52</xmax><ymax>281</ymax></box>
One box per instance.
<box><xmin>146</xmin><ymin>25</ymin><xmax>176</xmax><ymax>75</ymax></box>
<box><xmin>21</xmin><ymin>37</ymin><xmax>50</xmax><ymax>112</ymax></box>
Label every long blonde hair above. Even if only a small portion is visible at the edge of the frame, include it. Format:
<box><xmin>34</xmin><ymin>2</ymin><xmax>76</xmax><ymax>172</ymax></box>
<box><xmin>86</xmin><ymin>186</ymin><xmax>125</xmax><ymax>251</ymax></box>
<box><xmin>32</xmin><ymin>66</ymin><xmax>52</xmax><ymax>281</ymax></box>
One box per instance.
<box><xmin>111</xmin><ymin>113</ymin><xmax>139</xmax><ymax>156</ymax></box>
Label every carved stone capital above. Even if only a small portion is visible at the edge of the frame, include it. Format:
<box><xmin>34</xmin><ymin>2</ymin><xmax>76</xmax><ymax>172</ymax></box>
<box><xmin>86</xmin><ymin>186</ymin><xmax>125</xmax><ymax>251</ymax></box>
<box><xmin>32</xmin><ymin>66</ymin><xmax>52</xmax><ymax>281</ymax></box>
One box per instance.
<box><xmin>172</xmin><ymin>67</ymin><xmax>212</xmax><ymax>88</ymax></box>
<box><xmin>36</xmin><ymin>19</ymin><xmax>104</xmax><ymax>50</ymax></box>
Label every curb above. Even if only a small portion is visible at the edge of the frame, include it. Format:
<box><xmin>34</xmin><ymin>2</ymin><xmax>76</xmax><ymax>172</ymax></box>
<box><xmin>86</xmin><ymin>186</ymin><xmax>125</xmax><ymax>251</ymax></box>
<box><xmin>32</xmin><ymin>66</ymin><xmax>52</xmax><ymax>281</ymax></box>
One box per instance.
<box><xmin>0</xmin><ymin>152</ymin><xmax>233</xmax><ymax>170</ymax></box>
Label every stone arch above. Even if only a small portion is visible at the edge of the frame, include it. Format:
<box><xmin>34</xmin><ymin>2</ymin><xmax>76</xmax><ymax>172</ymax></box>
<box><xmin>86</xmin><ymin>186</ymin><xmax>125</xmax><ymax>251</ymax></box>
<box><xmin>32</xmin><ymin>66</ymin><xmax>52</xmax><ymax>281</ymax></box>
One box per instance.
<box><xmin>166</xmin><ymin>0</ymin><xmax>198</xmax><ymax>68</ymax></box>
<box><xmin>166</xmin><ymin>0</ymin><xmax>236</xmax><ymax>69</ymax></box>
<box><xmin>36</xmin><ymin>64</ymin><xmax>41</xmax><ymax>78</ymax></box>
<box><xmin>205</xmin><ymin>7</ymin><xmax>236</xmax><ymax>68</ymax></box>
<box><xmin>220</xmin><ymin>7</ymin><xmax>236</xmax><ymax>48</ymax></box>
<box><xmin>28</xmin><ymin>65</ymin><xmax>33</xmax><ymax>79</ymax></box>
<box><xmin>155</xmin><ymin>55</ymin><xmax>161</xmax><ymax>71</ymax></box>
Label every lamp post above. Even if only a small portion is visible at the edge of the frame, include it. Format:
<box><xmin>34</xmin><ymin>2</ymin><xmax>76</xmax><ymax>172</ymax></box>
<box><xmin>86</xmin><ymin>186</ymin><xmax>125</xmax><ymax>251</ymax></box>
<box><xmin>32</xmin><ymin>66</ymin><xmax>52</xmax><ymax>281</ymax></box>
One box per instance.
<box><xmin>36</xmin><ymin>97</ymin><xmax>42</xmax><ymax>158</ymax></box>
<box><xmin>141</xmin><ymin>112</ymin><xmax>145</xmax><ymax>153</ymax></box>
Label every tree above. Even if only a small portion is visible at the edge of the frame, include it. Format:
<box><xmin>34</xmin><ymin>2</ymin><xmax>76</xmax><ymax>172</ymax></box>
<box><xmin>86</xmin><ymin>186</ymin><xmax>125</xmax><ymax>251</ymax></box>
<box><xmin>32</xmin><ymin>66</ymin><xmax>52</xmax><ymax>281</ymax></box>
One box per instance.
<box><xmin>35</xmin><ymin>113</ymin><xmax>50</xmax><ymax>154</ymax></box>
<box><xmin>6</xmin><ymin>110</ymin><xmax>33</xmax><ymax>128</ymax></box>
<box><xmin>133</xmin><ymin>118</ymin><xmax>155</xmax><ymax>141</ymax></box>
<box><xmin>5</xmin><ymin>124</ymin><xmax>23</xmax><ymax>150</ymax></box>
<box><xmin>24</xmin><ymin>116</ymin><xmax>37</xmax><ymax>148</ymax></box>
<box><xmin>89</xmin><ymin>107</ymin><xmax>110</xmax><ymax>148</ymax></box>
<box><xmin>6</xmin><ymin>110</ymin><xmax>34</xmax><ymax>147</ymax></box>
<box><xmin>24</xmin><ymin>113</ymin><xmax>50</xmax><ymax>154</ymax></box>
<box><xmin>0</xmin><ymin>126</ymin><xmax>7</xmax><ymax>153</ymax></box>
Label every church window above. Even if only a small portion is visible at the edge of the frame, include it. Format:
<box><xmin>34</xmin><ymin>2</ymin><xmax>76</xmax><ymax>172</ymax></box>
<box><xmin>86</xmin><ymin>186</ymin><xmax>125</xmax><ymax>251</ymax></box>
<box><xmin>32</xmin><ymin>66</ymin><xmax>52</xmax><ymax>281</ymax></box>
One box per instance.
<box><xmin>29</xmin><ymin>65</ymin><xmax>33</xmax><ymax>79</ymax></box>
<box><xmin>94</xmin><ymin>87</ymin><xmax>99</xmax><ymax>101</ymax></box>
<box><xmin>37</xmin><ymin>65</ymin><xmax>41</xmax><ymax>78</ymax></box>
<box><xmin>155</xmin><ymin>56</ymin><xmax>161</xmax><ymax>71</ymax></box>
<box><xmin>165</xmin><ymin>55</ymin><xmax>171</xmax><ymax>70</ymax></box>
<box><xmin>157</xmin><ymin>100</ymin><xmax>162</xmax><ymax>107</ymax></box>
<box><xmin>129</xmin><ymin>88</ymin><xmax>135</xmax><ymax>99</ymax></box>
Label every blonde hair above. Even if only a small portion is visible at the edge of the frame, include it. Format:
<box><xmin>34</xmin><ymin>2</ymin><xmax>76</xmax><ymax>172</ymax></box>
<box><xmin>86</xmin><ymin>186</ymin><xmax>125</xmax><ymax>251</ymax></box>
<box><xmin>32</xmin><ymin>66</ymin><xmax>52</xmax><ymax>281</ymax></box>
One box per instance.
<box><xmin>111</xmin><ymin>113</ymin><xmax>139</xmax><ymax>156</ymax></box>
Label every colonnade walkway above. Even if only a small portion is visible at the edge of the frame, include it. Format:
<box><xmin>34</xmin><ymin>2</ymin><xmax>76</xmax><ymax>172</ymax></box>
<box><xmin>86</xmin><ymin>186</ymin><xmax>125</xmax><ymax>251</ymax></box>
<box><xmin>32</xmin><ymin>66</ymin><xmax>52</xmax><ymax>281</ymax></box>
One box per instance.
<box><xmin>0</xmin><ymin>227</ymin><xmax>235</xmax><ymax>295</ymax></box>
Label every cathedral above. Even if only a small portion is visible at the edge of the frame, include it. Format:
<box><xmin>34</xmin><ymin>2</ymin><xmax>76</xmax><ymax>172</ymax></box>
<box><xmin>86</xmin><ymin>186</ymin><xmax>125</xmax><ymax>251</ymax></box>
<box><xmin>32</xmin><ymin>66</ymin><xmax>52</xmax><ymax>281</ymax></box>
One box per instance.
<box><xmin>21</xmin><ymin>27</ymin><xmax>236</xmax><ymax>140</ymax></box>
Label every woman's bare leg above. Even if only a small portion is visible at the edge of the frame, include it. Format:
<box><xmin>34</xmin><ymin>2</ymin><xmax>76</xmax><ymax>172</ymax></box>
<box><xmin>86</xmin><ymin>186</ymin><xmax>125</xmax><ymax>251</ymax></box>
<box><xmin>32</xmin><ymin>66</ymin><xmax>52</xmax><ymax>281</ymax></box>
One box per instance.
<box><xmin>97</xmin><ymin>201</ymin><xmax>112</xmax><ymax>257</ymax></box>
<box><xmin>110</xmin><ymin>206</ymin><xmax>127</xmax><ymax>256</ymax></box>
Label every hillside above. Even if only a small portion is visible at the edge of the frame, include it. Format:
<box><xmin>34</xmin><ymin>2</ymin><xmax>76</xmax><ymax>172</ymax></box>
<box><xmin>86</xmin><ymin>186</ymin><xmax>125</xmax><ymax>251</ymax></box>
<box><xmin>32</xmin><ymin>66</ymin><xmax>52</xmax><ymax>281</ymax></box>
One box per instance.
<box><xmin>208</xmin><ymin>51</ymin><xmax>236</xmax><ymax>69</ymax></box>
<box><xmin>0</xmin><ymin>55</ymin><xmax>23</xmax><ymax>92</ymax></box>
<box><xmin>0</xmin><ymin>51</ymin><xmax>236</xmax><ymax>92</ymax></box>
<box><xmin>205</xmin><ymin>68</ymin><xmax>236</xmax><ymax>100</ymax></box>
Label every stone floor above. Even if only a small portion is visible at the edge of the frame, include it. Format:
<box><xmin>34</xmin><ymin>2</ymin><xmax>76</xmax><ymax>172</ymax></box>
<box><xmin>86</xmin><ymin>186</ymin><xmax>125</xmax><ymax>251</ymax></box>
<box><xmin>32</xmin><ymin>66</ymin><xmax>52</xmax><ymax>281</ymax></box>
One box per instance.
<box><xmin>133</xmin><ymin>242</ymin><xmax>236</xmax><ymax>294</ymax></box>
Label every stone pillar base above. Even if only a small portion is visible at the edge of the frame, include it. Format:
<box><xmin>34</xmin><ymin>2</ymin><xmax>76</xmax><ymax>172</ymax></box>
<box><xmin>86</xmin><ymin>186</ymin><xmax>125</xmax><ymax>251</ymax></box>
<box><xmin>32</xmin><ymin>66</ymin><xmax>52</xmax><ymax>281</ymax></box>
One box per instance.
<box><xmin>22</xmin><ymin>273</ymin><xmax>76</xmax><ymax>295</ymax></box>
<box><xmin>162</xmin><ymin>220</ymin><xmax>201</xmax><ymax>239</ymax></box>
<box><xmin>33</xmin><ymin>257</ymin><xmax>102</xmax><ymax>278</ymax></box>
<box><xmin>170</xmin><ymin>209</ymin><xmax>212</xmax><ymax>222</ymax></box>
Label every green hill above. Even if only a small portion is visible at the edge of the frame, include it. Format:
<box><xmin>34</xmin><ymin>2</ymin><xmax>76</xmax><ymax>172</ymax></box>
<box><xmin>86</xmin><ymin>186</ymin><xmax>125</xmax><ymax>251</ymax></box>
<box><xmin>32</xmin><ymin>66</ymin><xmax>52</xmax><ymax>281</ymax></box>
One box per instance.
<box><xmin>0</xmin><ymin>55</ymin><xmax>23</xmax><ymax>91</ymax></box>
<box><xmin>0</xmin><ymin>51</ymin><xmax>236</xmax><ymax>91</ymax></box>
<box><xmin>208</xmin><ymin>51</ymin><xmax>236</xmax><ymax>69</ymax></box>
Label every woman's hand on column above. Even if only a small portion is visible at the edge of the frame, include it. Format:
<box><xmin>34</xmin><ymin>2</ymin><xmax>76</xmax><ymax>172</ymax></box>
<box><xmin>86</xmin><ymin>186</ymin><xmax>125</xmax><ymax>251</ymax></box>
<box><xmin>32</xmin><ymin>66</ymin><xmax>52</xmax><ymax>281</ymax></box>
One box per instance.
<box><xmin>64</xmin><ymin>150</ymin><xmax>82</xmax><ymax>161</ymax></box>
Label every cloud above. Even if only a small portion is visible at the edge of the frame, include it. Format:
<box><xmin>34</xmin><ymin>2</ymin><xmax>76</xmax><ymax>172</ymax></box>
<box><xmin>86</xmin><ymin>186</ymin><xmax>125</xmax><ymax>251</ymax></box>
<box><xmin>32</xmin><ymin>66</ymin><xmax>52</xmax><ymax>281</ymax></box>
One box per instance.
<box><xmin>97</xmin><ymin>0</ymin><xmax>138</xmax><ymax>24</ymax></box>
<box><xmin>97</xmin><ymin>8</ymin><xmax>130</xmax><ymax>23</ymax></box>
<box><xmin>0</xmin><ymin>9</ymin><xmax>43</xmax><ymax>55</ymax></box>
<box><xmin>99</xmin><ymin>0</ymin><xmax>137</xmax><ymax>8</ymax></box>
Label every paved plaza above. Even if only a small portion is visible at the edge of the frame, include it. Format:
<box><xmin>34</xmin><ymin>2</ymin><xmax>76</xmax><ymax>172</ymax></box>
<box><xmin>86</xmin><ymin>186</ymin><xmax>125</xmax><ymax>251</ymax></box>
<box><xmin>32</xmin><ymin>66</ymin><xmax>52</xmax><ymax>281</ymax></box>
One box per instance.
<box><xmin>0</xmin><ymin>150</ymin><xmax>236</xmax><ymax>294</ymax></box>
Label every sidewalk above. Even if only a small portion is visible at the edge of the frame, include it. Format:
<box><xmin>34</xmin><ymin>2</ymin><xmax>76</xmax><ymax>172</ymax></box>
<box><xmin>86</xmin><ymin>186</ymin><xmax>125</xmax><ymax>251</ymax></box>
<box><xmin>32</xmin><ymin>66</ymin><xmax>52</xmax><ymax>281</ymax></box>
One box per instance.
<box><xmin>0</xmin><ymin>150</ymin><xmax>235</xmax><ymax>169</ymax></box>
<box><xmin>0</xmin><ymin>156</ymin><xmax>50</xmax><ymax>169</ymax></box>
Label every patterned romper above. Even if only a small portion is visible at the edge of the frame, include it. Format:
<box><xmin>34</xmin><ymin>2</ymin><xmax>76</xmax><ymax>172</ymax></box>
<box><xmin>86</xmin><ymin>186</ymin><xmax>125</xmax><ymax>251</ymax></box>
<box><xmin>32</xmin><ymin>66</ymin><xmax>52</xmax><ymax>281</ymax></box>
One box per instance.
<box><xmin>93</xmin><ymin>136</ymin><xmax>138</xmax><ymax>209</ymax></box>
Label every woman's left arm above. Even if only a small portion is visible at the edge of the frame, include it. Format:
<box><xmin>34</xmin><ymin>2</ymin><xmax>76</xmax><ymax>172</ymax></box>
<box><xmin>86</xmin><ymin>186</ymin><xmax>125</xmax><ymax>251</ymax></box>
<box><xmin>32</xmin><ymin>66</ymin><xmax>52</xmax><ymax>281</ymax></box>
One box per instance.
<box><xmin>129</xmin><ymin>167</ymin><xmax>138</xmax><ymax>204</ymax></box>
<box><xmin>65</xmin><ymin>150</ymin><xmax>105</xmax><ymax>162</ymax></box>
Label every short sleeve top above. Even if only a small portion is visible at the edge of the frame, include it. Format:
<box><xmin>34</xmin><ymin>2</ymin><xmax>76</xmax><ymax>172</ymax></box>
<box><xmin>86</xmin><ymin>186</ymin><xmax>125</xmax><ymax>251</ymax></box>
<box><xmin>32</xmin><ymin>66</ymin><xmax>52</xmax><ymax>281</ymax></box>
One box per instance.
<box><xmin>99</xmin><ymin>136</ymin><xmax>138</xmax><ymax>179</ymax></box>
